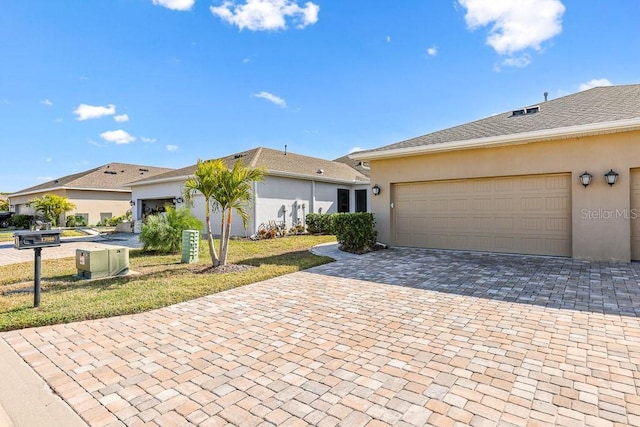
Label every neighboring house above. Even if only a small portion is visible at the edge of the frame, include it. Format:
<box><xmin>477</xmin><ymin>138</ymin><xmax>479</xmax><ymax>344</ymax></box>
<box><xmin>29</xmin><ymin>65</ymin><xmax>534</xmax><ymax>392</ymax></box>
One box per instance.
<box><xmin>128</xmin><ymin>147</ymin><xmax>370</xmax><ymax>236</ymax></box>
<box><xmin>8</xmin><ymin>163</ymin><xmax>174</xmax><ymax>226</ymax></box>
<box><xmin>352</xmin><ymin>84</ymin><xmax>640</xmax><ymax>262</ymax></box>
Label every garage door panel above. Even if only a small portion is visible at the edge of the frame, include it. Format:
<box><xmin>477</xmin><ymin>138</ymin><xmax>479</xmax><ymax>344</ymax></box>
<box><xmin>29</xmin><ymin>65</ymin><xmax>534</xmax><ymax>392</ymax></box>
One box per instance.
<box><xmin>393</xmin><ymin>173</ymin><xmax>571</xmax><ymax>257</ymax></box>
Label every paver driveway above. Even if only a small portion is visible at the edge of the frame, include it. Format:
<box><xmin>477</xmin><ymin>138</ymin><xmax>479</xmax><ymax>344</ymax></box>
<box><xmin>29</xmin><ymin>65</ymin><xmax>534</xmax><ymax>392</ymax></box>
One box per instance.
<box><xmin>2</xmin><ymin>247</ymin><xmax>640</xmax><ymax>426</ymax></box>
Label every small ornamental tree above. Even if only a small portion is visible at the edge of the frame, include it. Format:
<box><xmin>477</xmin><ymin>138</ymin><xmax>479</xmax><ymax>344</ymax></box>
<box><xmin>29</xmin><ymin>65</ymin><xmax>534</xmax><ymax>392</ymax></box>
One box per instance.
<box><xmin>28</xmin><ymin>194</ymin><xmax>76</xmax><ymax>226</ymax></box>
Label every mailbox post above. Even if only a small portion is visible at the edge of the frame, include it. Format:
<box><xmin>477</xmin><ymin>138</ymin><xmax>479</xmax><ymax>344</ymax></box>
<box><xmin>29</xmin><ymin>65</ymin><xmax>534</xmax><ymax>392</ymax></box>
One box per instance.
<box><xmin>14</xmin><ymin>230</ymin><xmax>61</xmax><ymax>308</ymax></box>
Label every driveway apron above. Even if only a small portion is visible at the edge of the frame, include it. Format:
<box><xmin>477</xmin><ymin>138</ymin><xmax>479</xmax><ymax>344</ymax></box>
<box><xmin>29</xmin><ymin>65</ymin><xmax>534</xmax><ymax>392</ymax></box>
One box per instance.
<box><xmin>1</xmin><ymin>247</ymin><xmax>640</xmax><ymax>426</ymax></box>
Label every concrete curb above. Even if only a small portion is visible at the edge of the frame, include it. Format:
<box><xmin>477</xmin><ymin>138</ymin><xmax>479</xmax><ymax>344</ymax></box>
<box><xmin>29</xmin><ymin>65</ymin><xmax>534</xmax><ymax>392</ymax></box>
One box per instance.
<box><xmin>0</xmin><ymin>337</ymin><xmax>86</xmax><ymax>427</ymax></box>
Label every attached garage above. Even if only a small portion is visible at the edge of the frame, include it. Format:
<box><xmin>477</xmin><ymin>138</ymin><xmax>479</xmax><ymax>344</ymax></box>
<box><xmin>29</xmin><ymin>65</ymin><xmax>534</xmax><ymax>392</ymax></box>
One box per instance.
<box><xmin>392</xmin><ymin>173</ymin><xmax>572</xmax><ymax>256</ymax></box>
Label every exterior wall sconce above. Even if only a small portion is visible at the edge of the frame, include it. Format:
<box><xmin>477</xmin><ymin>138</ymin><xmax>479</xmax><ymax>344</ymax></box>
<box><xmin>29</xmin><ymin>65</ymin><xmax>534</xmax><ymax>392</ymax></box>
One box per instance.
<box><xmin>372</xmin><ymin>184</ymin><xmax>381</xmax><ymax>196</ymax></box>
<box><xmin>129</xmin><ymin>200</ymin><xmax>135</xmax><ymax>206</ymax></box>
<box><xmin>604</xmin><ymin>169</ymin><xmax>619</xmax><ymax>186</ymax></box>
<box><xmin>172</xmin><ymin>196</ymin><xmax>184</xmax><ymax>204</ymax></box>
<box><xmin>579</xmin><ymin>172</ymin><xmax>592</xmax><ymax>188</ymax></box>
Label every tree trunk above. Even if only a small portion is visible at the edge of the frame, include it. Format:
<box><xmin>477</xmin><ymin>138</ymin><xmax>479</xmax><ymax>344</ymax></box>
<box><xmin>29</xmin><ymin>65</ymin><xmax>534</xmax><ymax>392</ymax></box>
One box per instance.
<box><xmin>220</xmin><ymin>208</ymin><xmax>233</xmax><ymax>265</ymax></box>
<box><xmin>205</xmin><ymin>205</ymin><xmax>219</xmax><ymax>267</ymax></box>
<box><xmin>219</xmin><ymin>207</ymin><xmax>227</xmax><ymax>265</ymax></box>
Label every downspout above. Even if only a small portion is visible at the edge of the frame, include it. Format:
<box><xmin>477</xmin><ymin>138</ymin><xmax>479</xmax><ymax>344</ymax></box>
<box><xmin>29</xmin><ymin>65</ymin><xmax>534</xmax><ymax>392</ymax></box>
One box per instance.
<box><xmin>252</xmin><ymin>180</ymin><xmax>258</xmax><ymax>235</ymax></box>
<box><xmin>311</xmin><ymin>181</ymin><xmax>316</xmax><ymax>213</ymax></box>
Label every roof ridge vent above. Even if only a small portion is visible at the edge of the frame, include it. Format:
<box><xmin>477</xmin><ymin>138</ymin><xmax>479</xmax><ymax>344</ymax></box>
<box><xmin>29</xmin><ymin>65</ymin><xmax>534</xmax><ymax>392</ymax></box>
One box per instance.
<box><xmin>511</xmin><ymin>105</ymin><xmax>540</xmax><ymax>117</ymax></box>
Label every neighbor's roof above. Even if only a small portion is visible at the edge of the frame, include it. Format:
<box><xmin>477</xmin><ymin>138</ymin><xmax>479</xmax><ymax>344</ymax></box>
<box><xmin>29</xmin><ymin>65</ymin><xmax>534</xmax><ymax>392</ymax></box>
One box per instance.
<box><xmin>129</xmin><ymin>147</ymin><xmax>370</xmax><ymax>186</ymax></box>
<box><xmin>354</xmin><ymin>84</ymin><xmax>640</xmax><ymax>160</ymax></box>
<box><xmin>9</xmin><ymin>163</ymin><xmax>175</xmax><ymax>197</ymax></box>
<box><xmin>333</xmin><ymin>154</ymin><xmax>371</xmax><ymax>178</ymax></box>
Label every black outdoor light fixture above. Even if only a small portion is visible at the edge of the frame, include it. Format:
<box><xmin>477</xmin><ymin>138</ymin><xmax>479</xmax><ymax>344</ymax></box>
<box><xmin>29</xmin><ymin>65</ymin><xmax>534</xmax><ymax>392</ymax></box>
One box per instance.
<box><xmin>129</xmin><ymin>200</ymin><xmax>135</xmax><ymax>206</ymax></box>
<box><xmin>604</xmin><ymin>169</ymin><xmax>619</xmax><ymax>186</ymax></box>
<box><xmin>579</xmin><ymin>171</ymin><xmax>593</xmax><ymax>188</ymax></box>
<box><xmin>172</xmin><ymin>196</ymin><xmax>184</xmax><ymax>204</ymax></box>
<box><xmin>372</xmin><ymin>184</ymin><xmax>381</xmax><ymax>196</ymax></box>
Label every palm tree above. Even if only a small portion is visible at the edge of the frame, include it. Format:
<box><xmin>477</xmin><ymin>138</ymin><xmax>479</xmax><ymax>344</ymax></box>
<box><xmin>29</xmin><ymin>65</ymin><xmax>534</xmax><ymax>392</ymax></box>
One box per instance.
<box><xmin>216</xmin><ymin>160</ymin><xmax>265</xmax><ymax>265</ymax></box>
<box><xmin>28</xmin><ymin>194</ymin><xmax>76</xmax><ymax>226</ymax></box>
<box><xmin>184</xmin><ymin>159</ymin><xmax>226</xmax><ymax>267</ymax></box>
<box><xmin>183</xmin><ymin>159</ymin><xmax>265</xmax><ymax>267</ymax></box>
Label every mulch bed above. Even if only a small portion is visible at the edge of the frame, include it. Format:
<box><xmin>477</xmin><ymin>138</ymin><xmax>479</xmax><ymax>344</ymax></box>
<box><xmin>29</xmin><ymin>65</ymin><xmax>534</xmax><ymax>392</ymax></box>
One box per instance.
<box><xmin>194</xmin><ymin>264</ymin><xmax>256</xmax><ymax>274</ymax></box>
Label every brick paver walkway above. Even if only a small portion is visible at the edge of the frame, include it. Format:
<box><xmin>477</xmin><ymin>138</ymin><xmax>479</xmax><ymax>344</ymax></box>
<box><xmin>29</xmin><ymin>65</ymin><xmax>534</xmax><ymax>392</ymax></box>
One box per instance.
<box><xmin>2</xmin><ymin>248</ymin><xmax>640</xmax><ymax>426</ymax></box>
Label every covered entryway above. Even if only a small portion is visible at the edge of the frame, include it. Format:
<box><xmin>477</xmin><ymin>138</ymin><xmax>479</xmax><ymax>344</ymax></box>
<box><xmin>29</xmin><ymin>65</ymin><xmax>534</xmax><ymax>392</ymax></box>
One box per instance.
<box><xmin>631</xmin><ymin>169</ymin><xmax>640</xmax><ymax>260</ymax></box>
<box><xmin>392</xmin><ymin>173</ymin><xmax>572</xmax><ymax>256</ymax></box>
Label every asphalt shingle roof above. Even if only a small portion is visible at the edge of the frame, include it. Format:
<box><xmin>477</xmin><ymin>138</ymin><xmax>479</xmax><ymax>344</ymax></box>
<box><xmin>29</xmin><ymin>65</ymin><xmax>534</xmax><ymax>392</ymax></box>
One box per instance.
<box><xmin>10</xmin><ymin>163</ymin><xmax>174</xmax><ymax>196</ymax></box>
<box><xmin>129</xmin><ymin>147</ymin><xmax>369</xmax><ymax>186</ymax></box>
<box><xmin>361</xmin><ymin>84</ymin><xmax>640</xmax><ymax>154</ymax></box>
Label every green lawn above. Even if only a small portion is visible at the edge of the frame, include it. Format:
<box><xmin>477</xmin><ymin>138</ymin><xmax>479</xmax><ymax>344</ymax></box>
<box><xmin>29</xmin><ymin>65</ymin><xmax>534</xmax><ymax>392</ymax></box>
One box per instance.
<box><xmin>0</xmin><ymin>235</ymin><xmax>336</xmax><ymax>331</ymax></box>
<box><xmin>0</xmin><ymin>229</ymin><xmax>88</xmax><ymax>242</ymax></box>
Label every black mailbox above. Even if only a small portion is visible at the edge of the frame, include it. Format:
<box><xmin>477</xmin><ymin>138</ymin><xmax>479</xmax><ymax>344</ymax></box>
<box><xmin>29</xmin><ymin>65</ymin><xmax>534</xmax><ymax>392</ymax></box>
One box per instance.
<box><xmin>14</xmin><ymin>230</ymin><xmax>61</xmax><ymax>250</ymax></box>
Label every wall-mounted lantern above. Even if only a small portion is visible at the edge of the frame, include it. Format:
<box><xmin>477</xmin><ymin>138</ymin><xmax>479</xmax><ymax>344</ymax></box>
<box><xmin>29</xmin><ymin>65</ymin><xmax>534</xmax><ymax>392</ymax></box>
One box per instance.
<box><xmin>172</xmin><ymin>196</ymin><xmax>184</xmax><ymax>204</ymax></box>
<box><xmin>372</xmin><ymin>184</ymin><xmax>381</xmax><ymax>196</ymax></box>
<box><xmin>579</xmin><ymin>172</ymin><xmax>592</xmax><ymax>188</ymax></box>
<box><xmin>604</xmin><ymin>169</ymin><xmax>619</xmax><ymax>186</ymax></box>
<box><xmin>129</xmin><ymin>200</ymin><xmax>136</xmax><ymax>206</ymax></box>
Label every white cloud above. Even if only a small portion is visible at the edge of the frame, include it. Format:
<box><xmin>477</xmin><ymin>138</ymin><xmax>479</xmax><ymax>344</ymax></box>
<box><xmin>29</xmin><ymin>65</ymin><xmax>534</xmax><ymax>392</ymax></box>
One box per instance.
<box><xmin>498</xmin><ymin>53</ymin><xmax>531</xmax><ymax>69</ymax></box>
<box><xmin>54</xmin><ymin>118</ymin><xmax>63</xmax><ymax>123</ymax></box>
<box><xmin>254</xmin><ymin>91</ymin><xmax>287</xmax><ymax>108</ymax></box>
<box><xmin>114</xmin><ymin>114</ymin><xmax>129</xmax><ymax>122</ymax></box>
<box><xmin>349</xmin><ymin>146</ymin><xmax>364</xmax><ymax>154</ymax></box>
<box><xmin>141</xmin><ymin>136</ymin><xmax>157</xmax><ymax>143</ymax></box>
<box><xmin>100</xmin><ymin>130</ymin><xmax>136</xmax><ymax>144</ymax></box>
<box><xmin>458</xmin><ymin>0</ymin><xmax>565</xmax><ymax>61</ymax></box>
<box><xmin>40</xmin><ymin>99</ymin><xmax>53</xmax><ymax>106</ymax></box>
<box><xmin>427</xmin><ymin>46</ymin><xmax>438</xmax><ymax>56</ymax></box>
<box><xmin>74</xmin><ymin>103</ymin><xmax>116</xmax><ymax>120</ymax></box>
<box><xmin>210</xmin><ymin>0</ymin><xmax>319</xmax><ymax>31</ymax></box>
<box><xmin>45</xmin><ymin>157</ymin><xmax>52</xmax><ymax>163</ymax></box>
<box><xmin>166</xmin><ymin>144</ymin><xmax>179</xmax><ymax>152</ymax></box>
<box><xmin>386</xmin><ymin>35</ymin><xmax>391</xmax><ymax>43</ymax></box>
<box><xmin>152</xmin><ymin>0</ymin><xmax>195</xmax><ymax>11</ymax></box>
<box><xmin>579</xmin><ymin>78</ymin><xmax>613</xmax><ymax>92</ymax></box>
<box><xmin>79</xmin><ymin>75</ymin><xmax>89</xmax><ymax>80</ymax></box>
<box><xmin>242</xmin><ymin>57</ymin><xmax>251</xmax><ymax>63</ymax></box>
<box><xmin>36</xmin><ymin>176</ymin><xmax>53</xmax><ymax>182</ymax></box>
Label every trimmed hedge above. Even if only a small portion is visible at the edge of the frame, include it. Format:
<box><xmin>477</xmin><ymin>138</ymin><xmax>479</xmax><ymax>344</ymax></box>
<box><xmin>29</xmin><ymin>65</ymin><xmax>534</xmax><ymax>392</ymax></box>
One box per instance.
<box><xmin>332</xmin><ymin>212</ymin><xmax>377</xmax><ymax>253</ymax></box>
<box><xmin>305</xmin><ymin>213</ymin><xmax>335</xmax><ymax>234</ymax></box>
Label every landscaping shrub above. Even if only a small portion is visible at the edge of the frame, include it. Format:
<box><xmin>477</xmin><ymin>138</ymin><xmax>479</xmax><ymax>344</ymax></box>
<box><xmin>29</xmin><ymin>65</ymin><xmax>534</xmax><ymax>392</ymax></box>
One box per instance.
<box><xmin>332</xmin><ymin>212</ymin><xmax>377</xmax><ymax>253</ymax></box>
<box><xmin>139</xmin><ymin>206</ymin><xmax>203</xmax><ymax>253</ymax></box>
<box><xmin>8</xmin><ymin>214</ymin><xmax>33</xmax><ymax>230</ymax></box>
<box><xmin>66</xmin><ymin>214</ymin><xmax>87</xmax><ymax>227</ymax></box>
<box><xmin>306</xmin><ymin>213</ymin><xmax>336</xmax><ymax>234</ymax></box>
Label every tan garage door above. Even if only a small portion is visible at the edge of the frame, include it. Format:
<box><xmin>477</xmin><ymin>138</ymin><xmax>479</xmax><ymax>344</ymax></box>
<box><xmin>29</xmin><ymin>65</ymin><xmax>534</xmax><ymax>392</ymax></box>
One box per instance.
<box><xmin>393</xmin><ymin>173</ymin><xmax>572</xmax><ymax>256</ymax></box>
<box><xmin>631</xmin><ymin>169</ymin><xmax>640</xmax><ymax>260</ymax></box>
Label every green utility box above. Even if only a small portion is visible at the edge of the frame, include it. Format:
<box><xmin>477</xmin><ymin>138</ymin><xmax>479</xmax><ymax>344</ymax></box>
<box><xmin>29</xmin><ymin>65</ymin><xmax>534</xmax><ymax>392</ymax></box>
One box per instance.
<box><xmin>181</xmin><ymin>230</ymin><xmax>200</xmax><ymax>263</ymax></box>
<box><xmin>76</xmin><ymin>246</ymin><xmax>129</xmax><ymax>279</ymax></box>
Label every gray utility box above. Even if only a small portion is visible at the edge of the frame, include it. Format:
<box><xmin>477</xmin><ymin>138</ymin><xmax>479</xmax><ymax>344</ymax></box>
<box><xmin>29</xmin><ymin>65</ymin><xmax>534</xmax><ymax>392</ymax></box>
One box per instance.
<box><xmin>76</xmin><ymin>246</ymin><xmax>129</xmax><ymax>279</ymax></box>
<box><xmin>14</xmin><ymin>230</ymin><xmax>61</xmax><ymax>250</ymax></box>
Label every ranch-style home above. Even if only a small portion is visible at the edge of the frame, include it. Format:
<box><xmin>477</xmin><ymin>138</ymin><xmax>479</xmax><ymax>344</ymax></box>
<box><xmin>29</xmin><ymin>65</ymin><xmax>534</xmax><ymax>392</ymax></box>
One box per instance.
<box><xmin>353</xmin><ymin>84</ymin><xmax>640</xmax><ymax>262</ymax></box>
<box><xmin>8</xmin><ymin>163</ymin><xmax>174</xmax><ymax>226</ymax></box>
<box><xmin>128</xmin><ymin>147</ymin><xmax>370</xmax><ymax>237</ymax></box>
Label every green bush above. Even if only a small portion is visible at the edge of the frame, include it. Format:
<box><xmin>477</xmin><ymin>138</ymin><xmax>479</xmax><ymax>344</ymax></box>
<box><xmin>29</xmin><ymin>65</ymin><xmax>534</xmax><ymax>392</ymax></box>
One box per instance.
<box><xmin>66</xmin><ymin>215</ymin><xmax>87</xmax><ymax>227</ymax></box>
<box><xmin>8</xmin><ymin>214</ymin><xmax>33</xmax><ymax>230</ymax></box>
<box><xmin>332</xmin><ymin>212</ymin><xmax>378</xmax><ymax>253</ymax></box>
<box><xmin>139</xmin><ymin>206</ymin><xmax>203</xmax><ymax>253</ymax></box>
<box><xmin>306</xmin><ymin>213</ymin><xmax>336</xmax><ymax>234</ymax></box>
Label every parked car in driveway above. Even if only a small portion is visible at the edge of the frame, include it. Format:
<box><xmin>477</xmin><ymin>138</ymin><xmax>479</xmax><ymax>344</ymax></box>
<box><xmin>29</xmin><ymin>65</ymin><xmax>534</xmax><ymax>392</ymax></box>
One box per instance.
<box><xmin>0</xmin><ymin>211</ymin><xmax>13</xmax><ymax>228</ymax></box>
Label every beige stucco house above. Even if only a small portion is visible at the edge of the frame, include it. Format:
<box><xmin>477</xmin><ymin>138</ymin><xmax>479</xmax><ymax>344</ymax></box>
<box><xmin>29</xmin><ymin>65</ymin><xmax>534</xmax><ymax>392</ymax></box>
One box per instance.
<box><xmin>8</xmin><ymin>163</ymin><xmax>173</xmax><ymax>226</ymax></box>
<box><xmin>128</xmin><ymin>147</ymin><xmax>370</xmax><ymax>236</ymax></box>
<box><xmin>353</xmin><ymin>84</ymin><xmax>640</xmax><ymax>262</ymax></box>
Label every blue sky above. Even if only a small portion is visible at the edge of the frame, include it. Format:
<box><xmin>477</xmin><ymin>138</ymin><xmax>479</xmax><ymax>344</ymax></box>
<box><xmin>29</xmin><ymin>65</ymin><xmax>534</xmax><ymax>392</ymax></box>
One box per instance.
<box><xmin>1</xmin><ymin>0</ymin><xmax>638</xmax><ymax>193</ymax></box>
